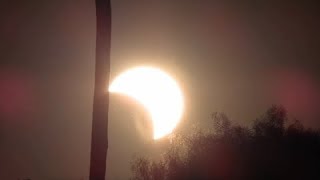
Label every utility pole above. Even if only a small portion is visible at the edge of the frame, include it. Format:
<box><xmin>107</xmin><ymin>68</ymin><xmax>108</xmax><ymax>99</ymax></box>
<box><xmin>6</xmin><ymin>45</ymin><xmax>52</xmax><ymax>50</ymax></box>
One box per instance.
<box><xmin>89</xmin><ymin>0</ymin><xmax>111</xmax><ymax>180</ymax></box>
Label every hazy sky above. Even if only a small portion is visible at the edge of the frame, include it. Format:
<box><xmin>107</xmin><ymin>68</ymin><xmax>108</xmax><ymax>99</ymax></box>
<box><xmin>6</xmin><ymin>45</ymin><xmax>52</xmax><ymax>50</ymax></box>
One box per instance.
<box><xmin>1</xmin><ymin>0</ymin><xmax>319</xmax><ymax>179</ymax></box>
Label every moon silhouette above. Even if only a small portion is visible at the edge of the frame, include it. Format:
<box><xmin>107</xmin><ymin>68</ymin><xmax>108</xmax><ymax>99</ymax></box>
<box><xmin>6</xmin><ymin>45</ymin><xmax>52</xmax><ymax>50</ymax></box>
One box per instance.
<box><xmin>109</xmin><ymin>66</ymin><xmax>184</xmax><ymax>139</ymax></box>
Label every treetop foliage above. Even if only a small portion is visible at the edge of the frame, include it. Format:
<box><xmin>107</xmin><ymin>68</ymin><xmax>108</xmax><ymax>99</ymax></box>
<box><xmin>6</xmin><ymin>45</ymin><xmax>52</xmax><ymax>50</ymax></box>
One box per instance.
<box><xmin>131</xmin><ymin>106</ymin><xmax>320</xmax><ymax>180</ymax></box>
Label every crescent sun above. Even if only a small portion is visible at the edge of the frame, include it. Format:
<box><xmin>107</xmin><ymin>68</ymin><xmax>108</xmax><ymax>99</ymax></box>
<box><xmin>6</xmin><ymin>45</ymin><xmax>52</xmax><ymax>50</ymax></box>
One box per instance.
<box><xmin>109</xmin><ymin>66</ymin><xmax>184</xmax><ymax>139</ymax></box>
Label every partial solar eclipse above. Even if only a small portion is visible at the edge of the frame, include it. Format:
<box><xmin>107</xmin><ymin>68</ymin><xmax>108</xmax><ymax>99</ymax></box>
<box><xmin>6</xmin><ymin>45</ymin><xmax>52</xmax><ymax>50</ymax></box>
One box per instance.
<box><xmin>109</xmin><ymin>66</ymin><xmax>184</xmax><ymax>139</ymax></box>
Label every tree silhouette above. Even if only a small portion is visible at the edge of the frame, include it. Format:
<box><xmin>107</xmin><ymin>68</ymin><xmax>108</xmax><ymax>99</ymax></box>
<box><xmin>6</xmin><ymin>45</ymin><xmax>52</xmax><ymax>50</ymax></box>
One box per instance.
<box><xmin>131</xmin><ymin>106</ymin><xmax>320</xmax><ymax>180</ymax></box>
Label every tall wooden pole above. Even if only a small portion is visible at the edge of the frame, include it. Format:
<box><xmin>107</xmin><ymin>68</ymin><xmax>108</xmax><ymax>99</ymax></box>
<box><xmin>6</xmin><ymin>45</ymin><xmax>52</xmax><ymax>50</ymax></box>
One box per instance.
<box><xmin>89</xmin><ymin>0</ymin><xmax>111</xmax><ymax>180</ymax></box>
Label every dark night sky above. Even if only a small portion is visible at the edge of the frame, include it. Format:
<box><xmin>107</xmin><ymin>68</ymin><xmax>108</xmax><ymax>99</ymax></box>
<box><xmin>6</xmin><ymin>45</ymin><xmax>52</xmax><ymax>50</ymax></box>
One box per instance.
<box><xmin>1</xmin><ymin>0</ymin><xmax>319</xmax><ymax>179</ymax></box>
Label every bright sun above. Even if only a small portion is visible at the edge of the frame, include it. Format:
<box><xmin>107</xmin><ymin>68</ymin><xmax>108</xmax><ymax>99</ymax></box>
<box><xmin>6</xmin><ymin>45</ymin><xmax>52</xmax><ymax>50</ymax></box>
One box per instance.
<box><xmin>109</xmin><ymin>66</ymin><xmax>184</xmax><ymax>140</ymax></box>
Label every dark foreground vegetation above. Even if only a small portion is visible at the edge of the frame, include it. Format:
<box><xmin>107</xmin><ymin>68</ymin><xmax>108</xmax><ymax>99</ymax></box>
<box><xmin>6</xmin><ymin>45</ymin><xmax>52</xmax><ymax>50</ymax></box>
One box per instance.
<box><xmin>131</xmin><ymin>106</ymin><xmax>320</xmax><ymax>180</ymax></box>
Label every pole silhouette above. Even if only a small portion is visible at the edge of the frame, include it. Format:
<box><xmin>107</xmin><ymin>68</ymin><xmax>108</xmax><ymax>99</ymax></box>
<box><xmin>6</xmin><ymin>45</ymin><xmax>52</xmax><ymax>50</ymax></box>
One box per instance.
<box><xmin>89</xmin><ymin>0</ymin><xmax>111</xmax><ymax>180</ymax></box>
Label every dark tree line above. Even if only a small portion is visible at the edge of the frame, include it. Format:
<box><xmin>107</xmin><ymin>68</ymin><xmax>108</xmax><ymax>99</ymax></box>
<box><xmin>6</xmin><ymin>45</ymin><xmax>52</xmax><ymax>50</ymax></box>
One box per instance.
<box><xmin>130</xmin><ymin>106</ymin><xmax>320</xmax><ymax>180</ymax></box>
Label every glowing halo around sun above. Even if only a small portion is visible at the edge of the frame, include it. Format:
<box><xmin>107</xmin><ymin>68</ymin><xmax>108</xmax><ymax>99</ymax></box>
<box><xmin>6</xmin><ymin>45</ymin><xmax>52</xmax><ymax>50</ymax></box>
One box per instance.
<box><xmin>109</xmin><ymin>66</ymin><xmax>184</xmax><ymax>140</ymax></box>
